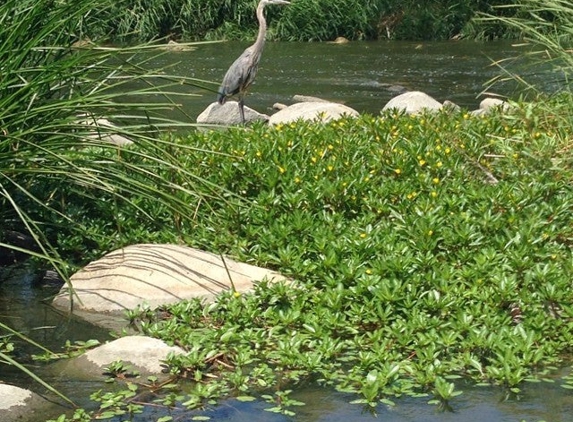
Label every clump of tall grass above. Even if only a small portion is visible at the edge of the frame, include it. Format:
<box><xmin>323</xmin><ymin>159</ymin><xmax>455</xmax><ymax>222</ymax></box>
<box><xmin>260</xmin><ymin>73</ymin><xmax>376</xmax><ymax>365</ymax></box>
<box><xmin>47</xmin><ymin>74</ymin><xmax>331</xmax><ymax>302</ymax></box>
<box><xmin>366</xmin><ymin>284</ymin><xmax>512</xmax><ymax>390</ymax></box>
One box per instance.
<box><xmin>480</xmin><ymin>0</ymin><xmax>573</xmax><ymax>97</ymax></box>
<box><xmin>0</xmin><ymin>0</ymin><xmax>217</xmax><ymax>276</ymax></box>
<box><xmin>74</xmin><ymin>0</ymin><xmax>523</xmax><ymax>43</ymax></box>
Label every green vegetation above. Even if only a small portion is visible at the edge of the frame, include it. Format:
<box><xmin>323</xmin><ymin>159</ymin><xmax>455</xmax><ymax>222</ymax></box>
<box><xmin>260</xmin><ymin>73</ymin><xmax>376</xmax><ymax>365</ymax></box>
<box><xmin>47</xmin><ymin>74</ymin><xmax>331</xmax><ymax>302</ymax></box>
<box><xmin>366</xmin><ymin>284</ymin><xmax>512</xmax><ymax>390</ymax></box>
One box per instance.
<box><xmin>159</xmin><ymin>106</ymin><xmax>567</xmax><ymax>403</ymax></box>
<box><xmin>44</xmin><ymin>104</ymin><xmax>573</xmax><ymax>420</ymax></box>
<box><xmin>3</xmin><ymin>0</ymin><xmax>573</xmax><ymax>420</ymax></box>
<box><xmin>0</xmin><ymin>0</ymin><xmax>214</xmax><ymax>277</ymax></box>
<box><xmin>85</xmin><ymin>0</ymin><xmax>525</xmax><ymax>43</ymax></box>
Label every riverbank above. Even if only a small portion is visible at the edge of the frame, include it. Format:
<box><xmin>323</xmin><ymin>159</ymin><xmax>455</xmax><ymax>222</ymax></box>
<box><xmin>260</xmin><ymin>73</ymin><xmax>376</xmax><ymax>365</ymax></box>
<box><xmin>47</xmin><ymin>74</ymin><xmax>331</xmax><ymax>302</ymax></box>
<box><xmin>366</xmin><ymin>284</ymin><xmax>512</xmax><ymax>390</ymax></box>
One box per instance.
<box><xmin>64</xmin><ymin>0</ymin><xmax>518</xmax><ymax>43</ymax></box>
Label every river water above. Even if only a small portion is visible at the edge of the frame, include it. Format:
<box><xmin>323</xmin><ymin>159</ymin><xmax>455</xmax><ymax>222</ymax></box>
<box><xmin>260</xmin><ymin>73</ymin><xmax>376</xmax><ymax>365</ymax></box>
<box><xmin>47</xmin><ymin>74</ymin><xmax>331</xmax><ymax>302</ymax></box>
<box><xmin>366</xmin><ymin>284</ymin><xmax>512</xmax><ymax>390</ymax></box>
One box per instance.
<box><xmin>145</xmin><ymin>40</ymin><xmax>559</xmax><ymax>121</ymax></box>
<box><xmin>1</xmin><ymin>40</ymin><xmax>571</xmax><ymax>421</ymax></box>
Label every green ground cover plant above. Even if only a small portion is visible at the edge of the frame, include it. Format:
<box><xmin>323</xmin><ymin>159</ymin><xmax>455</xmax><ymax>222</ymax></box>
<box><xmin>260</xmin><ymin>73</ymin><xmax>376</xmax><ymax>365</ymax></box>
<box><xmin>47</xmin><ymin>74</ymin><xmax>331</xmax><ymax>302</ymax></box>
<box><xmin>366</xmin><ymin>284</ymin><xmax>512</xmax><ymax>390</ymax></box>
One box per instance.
<box><xmin>47</xmin><ymin>101</ymin><xmax>573</xmax><ymax>419</ymax></box>
<box><xmin>146</xmin><ymin>105</ymin><xmax>573</xmax><ymax>412</ymax></box>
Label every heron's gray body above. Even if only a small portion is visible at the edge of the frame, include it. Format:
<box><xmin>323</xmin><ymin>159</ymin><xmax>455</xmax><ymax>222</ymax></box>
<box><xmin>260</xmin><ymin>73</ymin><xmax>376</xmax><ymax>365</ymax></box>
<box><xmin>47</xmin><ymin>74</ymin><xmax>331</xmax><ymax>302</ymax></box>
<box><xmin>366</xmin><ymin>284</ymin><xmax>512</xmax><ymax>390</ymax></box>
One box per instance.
<box><xmin>217</xmin><ymin>45</ymin><xmax>262</xmax><ymax>104</ymax></box>
<box><xmin>217</xmin><ymin>0</ymin><xmax>290</xmax><ymax>123</ymax></box>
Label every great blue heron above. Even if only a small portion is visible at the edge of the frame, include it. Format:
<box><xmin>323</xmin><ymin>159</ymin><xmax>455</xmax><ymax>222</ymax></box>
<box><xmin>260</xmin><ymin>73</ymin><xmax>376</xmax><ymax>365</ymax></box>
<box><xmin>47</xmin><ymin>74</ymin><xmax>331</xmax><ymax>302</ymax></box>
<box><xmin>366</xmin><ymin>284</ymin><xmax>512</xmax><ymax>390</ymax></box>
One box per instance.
<box><xmin>217</xmin><ymin>0</ymin><xmax>290</xmax><ymax>123</ymax></box>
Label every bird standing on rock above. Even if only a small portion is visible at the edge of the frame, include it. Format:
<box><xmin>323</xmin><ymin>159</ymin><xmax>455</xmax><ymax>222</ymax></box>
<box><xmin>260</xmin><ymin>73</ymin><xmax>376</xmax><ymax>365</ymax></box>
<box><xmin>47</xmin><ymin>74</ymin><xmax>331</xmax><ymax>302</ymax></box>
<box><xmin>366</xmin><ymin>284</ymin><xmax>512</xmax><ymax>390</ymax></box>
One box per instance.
<box><xmin>217</xmin><ymin>0</ymin><xmax>291</xmax><ymax>123</ymax></box>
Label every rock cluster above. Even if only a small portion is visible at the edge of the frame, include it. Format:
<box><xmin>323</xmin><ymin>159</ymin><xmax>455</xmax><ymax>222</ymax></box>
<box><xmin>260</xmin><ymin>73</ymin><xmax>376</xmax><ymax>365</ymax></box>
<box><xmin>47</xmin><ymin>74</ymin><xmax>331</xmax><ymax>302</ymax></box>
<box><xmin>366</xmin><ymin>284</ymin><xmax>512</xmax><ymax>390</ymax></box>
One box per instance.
<box><xmin>196</xmin><ymin>90</ymin><xmax>510</xmax><ymax>126</ymax></box>
<box><xmin>5</xmin><ymin>244</ymin><xmax>288</xmax><ymax>420</ymax></box>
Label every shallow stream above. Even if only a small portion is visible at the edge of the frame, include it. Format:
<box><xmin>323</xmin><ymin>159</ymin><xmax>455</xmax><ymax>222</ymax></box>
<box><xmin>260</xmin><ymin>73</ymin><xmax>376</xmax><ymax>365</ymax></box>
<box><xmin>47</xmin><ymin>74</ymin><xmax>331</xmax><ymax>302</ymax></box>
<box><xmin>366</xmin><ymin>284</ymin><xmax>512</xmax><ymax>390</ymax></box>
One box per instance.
<box><xmin>140</xmin><ymin>39</ymin><xmax>560</xmax><ymax>121</ymax></box>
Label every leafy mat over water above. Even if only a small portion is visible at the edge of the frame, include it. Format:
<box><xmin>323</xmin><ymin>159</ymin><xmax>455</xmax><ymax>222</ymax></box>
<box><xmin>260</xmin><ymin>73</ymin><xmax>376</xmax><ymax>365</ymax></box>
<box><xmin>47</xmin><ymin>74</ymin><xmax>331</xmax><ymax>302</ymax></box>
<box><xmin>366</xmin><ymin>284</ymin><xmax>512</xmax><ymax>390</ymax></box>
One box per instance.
<box><xmin>117</xmin><ymin>103</ymin><xmax>573</xmax><ymax>415</ymax></box>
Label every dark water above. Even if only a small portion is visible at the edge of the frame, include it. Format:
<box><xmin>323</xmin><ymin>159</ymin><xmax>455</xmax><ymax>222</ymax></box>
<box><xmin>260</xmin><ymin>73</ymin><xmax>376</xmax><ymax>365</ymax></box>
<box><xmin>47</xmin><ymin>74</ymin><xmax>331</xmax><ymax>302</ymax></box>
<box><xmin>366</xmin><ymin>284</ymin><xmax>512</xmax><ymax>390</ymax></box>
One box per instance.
<box><xmin>143</xmin><ymin>40</ymin><xmax>560</xmax><ymax>121</ymax></box>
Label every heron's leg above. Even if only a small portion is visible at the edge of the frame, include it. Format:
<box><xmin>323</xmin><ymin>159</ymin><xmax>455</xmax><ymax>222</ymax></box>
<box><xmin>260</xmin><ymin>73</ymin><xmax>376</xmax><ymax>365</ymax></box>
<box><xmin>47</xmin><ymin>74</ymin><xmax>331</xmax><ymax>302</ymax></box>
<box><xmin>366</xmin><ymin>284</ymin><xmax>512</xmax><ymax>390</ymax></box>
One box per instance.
<box><xmin>238</xmin><ymin>97</ymin><xmax>246</xmax><ymax>124</ymax></box>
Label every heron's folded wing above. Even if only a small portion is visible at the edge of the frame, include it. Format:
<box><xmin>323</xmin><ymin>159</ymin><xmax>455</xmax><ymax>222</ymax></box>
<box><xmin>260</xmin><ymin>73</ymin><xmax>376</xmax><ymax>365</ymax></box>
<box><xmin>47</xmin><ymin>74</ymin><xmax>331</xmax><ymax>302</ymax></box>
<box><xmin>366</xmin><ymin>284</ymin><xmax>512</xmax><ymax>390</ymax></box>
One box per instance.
<box><xmin>218</xmin><ymin>49</ymin><xmax>259</xmax><ymax>99</ymax></box>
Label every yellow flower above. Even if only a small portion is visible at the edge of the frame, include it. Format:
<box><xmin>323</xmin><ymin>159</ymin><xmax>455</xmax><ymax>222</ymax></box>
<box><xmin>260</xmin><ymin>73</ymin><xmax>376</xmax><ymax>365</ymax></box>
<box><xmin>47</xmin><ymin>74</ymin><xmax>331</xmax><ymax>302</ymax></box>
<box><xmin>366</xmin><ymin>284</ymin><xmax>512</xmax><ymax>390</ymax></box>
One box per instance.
<box><xmin>360</xmin><ymin>233</ymin><xmax>367</xmax><ymax>238</ymax></box>
<box><xmin>328</xmin><ymin>144</ymin><xmax>334</xmax><ymax>150</ymax></box>
<box><xmin>233</xmin><ymin>291</ymin><xmax>241</xmax><ymax>298</ymax></box>
<box><xmin>432</xmin><ymin>177</ymin><xmax>440</xmax><ymax>184</ymax></box>
<box><xmin>327</xmin><ymin>165</ymin><xmax>334</xmax><ymax>171</ymax></box>
<box><xmin>278</xmin><ymin>166</ymin><xmax>286</xmax><ymax>174</ymax></box>
<box><xmin>431</xmin><ymin>191</ymin><xmax>438</xmax><ymax>198</ymax></box>
<box><xmin>365</xmin><ymin>269</ymin><xmax>372</xmax><ymax>275</ymax></box>
<box><xmin>436</xmin><ymin>161</ymin><xmax>443</xmax><ymax>168</ymax></box>
<box><xmin>445</xmin><ymin>147</ymin><xmax>451</xmax><ymax>154</ymax></box>
<box><xmin>394</xmin><ymin>168</ymin><xmax>402</xmax><ymax>175</ymax></box>
<box><xmin>428</xmin><ymin>230</ymin><xmax>434</xmax><ymax>236</ymax></box>
<box><xmin>311</xmin><ymin>156</ymin><xmax>317</xmax><ymax>163</ymax></box>
<box><xmin>294</xmin><ymin>177</ymin><xmax>301</xmax><ymax>183</ymax></box>
<box><xmin>419</xmin><ymin>159</ymin><xmax>426</xmax><ymax>166</ymax></box>
<box><xmin>256</xmin><ymin>151</ymin><xmax>262</xmax><ymax>157</ymax></box>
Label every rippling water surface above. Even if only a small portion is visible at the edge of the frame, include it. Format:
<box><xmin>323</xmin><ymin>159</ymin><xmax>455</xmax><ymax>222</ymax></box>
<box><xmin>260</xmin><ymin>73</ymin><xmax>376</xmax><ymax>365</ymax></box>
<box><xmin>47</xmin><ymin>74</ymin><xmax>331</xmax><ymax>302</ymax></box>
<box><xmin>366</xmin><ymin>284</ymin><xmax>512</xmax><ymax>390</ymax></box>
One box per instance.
<box><xmin>146</xmin><ymin>40</ymin><xmax>559</xmax><ymax>120</ymax></box>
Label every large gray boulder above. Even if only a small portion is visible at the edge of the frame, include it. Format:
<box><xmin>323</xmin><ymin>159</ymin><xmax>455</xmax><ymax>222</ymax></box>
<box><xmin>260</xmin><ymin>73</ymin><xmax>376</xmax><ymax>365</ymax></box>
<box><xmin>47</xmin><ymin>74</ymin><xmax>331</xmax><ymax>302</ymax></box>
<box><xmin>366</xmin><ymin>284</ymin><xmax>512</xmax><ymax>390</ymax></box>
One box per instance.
<box><xmin>197</xmin><ymin>101</ymin><xmax>269</xmax><ymax>125</ymax></box>
<box><xmin>382</xmin><ymin>91</ymin><xmax>442</xmax><ymax>114</ymax></box>
<box><xmin>0</xmin><ymin>384</ymin><xmax>52</xmax><ymax>422</ymax></box>
<box><xmin>52</xmin><ymin>244</ymin><xmax>287</xmax><ymax>328</ymax></box>
<box><xmin>52</xmin><ymin>336</ymin><xmax>185</xmax><ymax>380</ymax></box>
<box><xmin>268</xmin><ymin>102</ymin><xmax>359</xmax><ymax>125</ymax></box>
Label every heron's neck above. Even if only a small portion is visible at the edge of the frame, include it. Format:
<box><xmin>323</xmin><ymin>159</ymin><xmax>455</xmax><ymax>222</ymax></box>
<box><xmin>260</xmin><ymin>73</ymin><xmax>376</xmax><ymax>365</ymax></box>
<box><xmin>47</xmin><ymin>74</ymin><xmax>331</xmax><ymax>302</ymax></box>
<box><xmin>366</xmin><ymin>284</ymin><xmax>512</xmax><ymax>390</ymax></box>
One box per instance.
<box><xmin>253</xmin><ymin>2</ymin><xmax>267</xmax><ymax>52</ymax></box>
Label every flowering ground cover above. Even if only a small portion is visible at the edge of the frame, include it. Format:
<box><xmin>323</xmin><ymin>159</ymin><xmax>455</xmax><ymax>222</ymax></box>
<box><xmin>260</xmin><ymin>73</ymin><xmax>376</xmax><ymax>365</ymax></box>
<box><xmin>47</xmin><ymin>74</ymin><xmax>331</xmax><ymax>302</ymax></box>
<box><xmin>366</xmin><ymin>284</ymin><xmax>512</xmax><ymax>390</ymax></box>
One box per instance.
<box><xmin>107</xmin><ymin>102</ymin><xmax>573</xmax><ymax>416</ymax></box>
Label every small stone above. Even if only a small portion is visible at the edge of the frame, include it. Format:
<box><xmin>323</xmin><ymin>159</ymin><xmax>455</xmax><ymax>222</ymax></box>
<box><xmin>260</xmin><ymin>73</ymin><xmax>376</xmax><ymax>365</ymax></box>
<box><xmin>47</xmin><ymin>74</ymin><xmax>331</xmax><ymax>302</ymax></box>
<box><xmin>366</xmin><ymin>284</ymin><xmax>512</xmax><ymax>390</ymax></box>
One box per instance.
<box><xmin>269</xmin><ymin>102</ymin><xmax>359</xmax><ymax>124</ymax></box>
<box><xmin>383</xmin><ymin>91</ymin><xmax>442</xmax><ymax>114</ymax></box>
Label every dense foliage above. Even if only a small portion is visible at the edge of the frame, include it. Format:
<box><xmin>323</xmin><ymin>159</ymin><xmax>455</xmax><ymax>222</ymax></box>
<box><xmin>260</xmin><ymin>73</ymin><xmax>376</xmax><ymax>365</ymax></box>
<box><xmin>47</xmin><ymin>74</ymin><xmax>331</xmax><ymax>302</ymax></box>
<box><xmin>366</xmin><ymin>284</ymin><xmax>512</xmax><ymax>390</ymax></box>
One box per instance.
<box><xmin>88</xmin><ymin>0</ymin><xmax>522</xmax><ymax>42</ymax></box>
<box><xmin>0</xmin><ymin>0</ymin><xmax>213</xmax><ymax>276</ymax></box>
<box><xmin>45</xmin><ymin>103</ymin><xmax>573</xmax><ymax>419</ymax></box>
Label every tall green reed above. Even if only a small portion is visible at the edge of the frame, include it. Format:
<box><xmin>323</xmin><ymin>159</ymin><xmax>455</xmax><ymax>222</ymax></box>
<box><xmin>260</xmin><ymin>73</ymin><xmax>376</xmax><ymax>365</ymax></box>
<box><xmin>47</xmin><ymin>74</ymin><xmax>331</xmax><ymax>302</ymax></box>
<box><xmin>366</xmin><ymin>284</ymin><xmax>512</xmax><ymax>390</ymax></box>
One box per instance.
<box><xmin>0</xmin><ymin>0</ymin><xmax>218</xmax><ymax>277</ymax></box>
<box><xmin>479</xmin><ymin>0</ymin><xmax>573</xmax><ymax>95</ymax></box>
